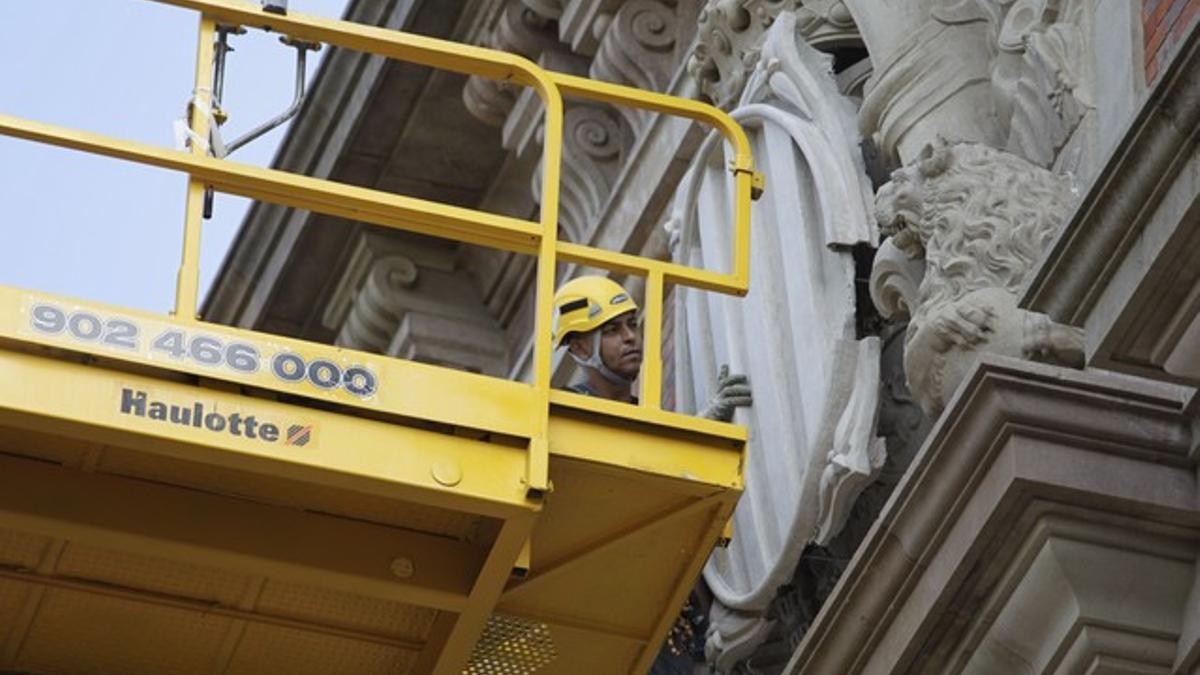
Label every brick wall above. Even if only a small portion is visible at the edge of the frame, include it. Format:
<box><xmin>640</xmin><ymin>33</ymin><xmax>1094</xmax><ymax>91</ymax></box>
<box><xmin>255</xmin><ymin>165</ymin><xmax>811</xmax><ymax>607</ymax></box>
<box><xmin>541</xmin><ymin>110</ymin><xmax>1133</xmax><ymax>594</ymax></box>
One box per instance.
<box><xmin>1144</xmin><ymin>0</ymin><xmax>1200</xmax><ymax>83</ymax></box>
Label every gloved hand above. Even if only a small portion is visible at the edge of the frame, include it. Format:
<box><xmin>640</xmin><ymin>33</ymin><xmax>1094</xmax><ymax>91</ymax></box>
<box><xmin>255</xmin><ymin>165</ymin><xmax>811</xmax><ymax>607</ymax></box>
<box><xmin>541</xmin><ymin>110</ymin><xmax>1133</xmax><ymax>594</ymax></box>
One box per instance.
<box><xmin>700</xmin><ymin>364</ymin><xmax>752</xmax><ymax>422</ymax></box>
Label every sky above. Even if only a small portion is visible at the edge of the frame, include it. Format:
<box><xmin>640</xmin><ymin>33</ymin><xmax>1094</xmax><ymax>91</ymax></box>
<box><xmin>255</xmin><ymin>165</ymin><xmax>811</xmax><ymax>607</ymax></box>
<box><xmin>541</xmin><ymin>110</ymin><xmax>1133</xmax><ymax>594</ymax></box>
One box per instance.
<box><xmin>0</xmin><ymin>0</ymin><xmax>348</xmax><ymax>313</ymax></box>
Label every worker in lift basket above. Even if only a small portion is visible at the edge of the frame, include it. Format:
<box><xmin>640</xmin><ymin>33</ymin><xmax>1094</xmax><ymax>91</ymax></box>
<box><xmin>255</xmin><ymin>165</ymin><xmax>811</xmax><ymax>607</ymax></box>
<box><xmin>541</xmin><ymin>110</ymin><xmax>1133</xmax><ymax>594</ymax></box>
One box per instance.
<box><xmin>552</xmin><ymin>275</ymin><xmax>751</xmax><ymax>420</ymax></box>
<box><xmin>552</xmin><ymin>275</ymin><xmax>752</xmax><ymax>673</ymax></box>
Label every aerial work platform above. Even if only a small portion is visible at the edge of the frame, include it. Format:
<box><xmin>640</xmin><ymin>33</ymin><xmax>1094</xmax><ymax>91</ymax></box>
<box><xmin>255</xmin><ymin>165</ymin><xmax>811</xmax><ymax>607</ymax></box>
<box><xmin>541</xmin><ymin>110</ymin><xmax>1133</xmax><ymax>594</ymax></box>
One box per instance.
<box><xmin>0</xmin><ymin>2</ymin><xmax>757</xmax><ymax>673</ymax></box>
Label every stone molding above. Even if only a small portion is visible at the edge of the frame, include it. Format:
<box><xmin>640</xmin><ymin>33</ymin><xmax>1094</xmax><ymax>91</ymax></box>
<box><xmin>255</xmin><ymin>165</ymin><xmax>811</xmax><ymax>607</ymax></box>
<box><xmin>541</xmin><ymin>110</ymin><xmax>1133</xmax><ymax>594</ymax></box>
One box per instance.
<box><xmin>1022</xmin><ymin>20</ymin><xmax>1200</xmax><ymax>383</ymax></box>
<box><xmin>786</xmin><ymin>356</ymin><xmax>1198</xmax><ymax>674</ymax></box>
<box><xmin>332</xmin><ymin>244</ymin><xmax>511</xmax><ymax>377</ymax></box>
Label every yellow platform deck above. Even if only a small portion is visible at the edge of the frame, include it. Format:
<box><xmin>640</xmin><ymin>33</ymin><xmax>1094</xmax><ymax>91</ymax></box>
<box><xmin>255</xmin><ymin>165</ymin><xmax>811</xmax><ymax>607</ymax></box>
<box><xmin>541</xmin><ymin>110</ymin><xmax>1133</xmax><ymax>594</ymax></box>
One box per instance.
<box><xmin>0</xmin><ymin>294</ymin><xmax>742</xmax><ymax>673</ymax></box>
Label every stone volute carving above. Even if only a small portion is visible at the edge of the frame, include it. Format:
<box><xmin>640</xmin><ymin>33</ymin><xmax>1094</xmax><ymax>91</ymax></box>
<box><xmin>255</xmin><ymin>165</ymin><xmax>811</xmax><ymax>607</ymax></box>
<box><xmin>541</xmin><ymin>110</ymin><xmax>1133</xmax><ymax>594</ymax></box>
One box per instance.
<box><xmin>463</xmin><ymin>2</ymin><xmax>559</xmax><ymax>127</ymax></box>
<box><xmin>590</xmin><ymin>0</ymin><xmax>680</xmax><ymax>134</ymax></box>
<box><xmin>671</xmin><ymin>13</ymin><xmax>882</xmax><ymax>669</ymax></box>
<box><xmin>337</xmin><ymin>255</ymin><xmax>419</xmax><ymax>353</ymax></box>
<box><xmin>504</xmin><ymin>65</ymin><xmax>626</xmax><ymax>245</ymax></box>
<box><xmin>336</xmin><ymin>255</ymin><xmax>510</xmax><ymax>377</ymax></box>
<box><xmin>869</xmin><ymin>139</ymin><xmax>1085</xmax><ymax>416</ymax></box>
<box><xmin>539</xmin><ymin>103</ymin><xmax>626</xmax><ymax>243</ymax></box>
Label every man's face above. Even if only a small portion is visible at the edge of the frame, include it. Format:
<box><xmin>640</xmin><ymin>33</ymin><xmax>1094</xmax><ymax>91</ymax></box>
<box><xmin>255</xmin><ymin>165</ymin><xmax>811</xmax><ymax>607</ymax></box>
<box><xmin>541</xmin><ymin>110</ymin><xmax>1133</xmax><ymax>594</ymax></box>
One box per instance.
<box><xmin>571</xmin><ymin>311</ymin><xmax>642</xmax><ymax>379</ymax></box>
<box><xmin>599</xmin><ymin>312</ymin><xmax>643</xmax><ymax>378</ymax></box>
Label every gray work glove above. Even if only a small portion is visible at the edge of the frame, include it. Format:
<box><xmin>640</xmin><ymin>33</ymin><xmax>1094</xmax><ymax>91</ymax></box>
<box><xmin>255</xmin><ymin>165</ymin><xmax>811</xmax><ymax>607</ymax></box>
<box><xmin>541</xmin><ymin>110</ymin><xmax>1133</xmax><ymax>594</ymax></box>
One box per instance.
<box><xmin>700</xmin><ymin>364</ymin><xmax>752</xmax><ymax>422</ymax></box>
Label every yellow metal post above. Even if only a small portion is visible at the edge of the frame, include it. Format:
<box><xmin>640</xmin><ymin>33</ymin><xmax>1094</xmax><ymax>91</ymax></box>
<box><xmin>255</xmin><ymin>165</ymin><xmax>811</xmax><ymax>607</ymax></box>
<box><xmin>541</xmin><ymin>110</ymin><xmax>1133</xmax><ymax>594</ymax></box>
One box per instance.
<box><xmin>732</xmin><ymin>167</ymin><xmax>754</xmax><ymax>288</ymax></box>
<box><xmin>525</xmin><ymin>82</ymin><xmax>564</xmax><ymax>500</ymax></box>
<box><xmin>174</xmin><ymin>15</ymin><xmax>216</xmax><ymax>321</ymax></box>
<box><xmin>641</xmin><ymin>270</ymin><xmax>665</xmax><ymax>410</ymax></box>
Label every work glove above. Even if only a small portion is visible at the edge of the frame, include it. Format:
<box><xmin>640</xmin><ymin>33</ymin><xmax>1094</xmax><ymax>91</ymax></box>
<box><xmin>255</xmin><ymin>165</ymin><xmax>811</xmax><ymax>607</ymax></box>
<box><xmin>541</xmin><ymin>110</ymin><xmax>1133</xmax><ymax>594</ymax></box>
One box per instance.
<box><xmin>700</xmin><ymin>365</ymin><xmax>752</xmax><ymax>422</ymax></box>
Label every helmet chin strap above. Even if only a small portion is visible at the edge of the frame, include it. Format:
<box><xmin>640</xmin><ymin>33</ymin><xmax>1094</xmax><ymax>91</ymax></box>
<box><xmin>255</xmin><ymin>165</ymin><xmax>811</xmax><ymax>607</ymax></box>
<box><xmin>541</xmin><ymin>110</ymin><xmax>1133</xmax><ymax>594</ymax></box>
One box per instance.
<box><xmin>568</xmin><ymin>331</ymin><xmax>636</xmax><ymax>385</ymax></box>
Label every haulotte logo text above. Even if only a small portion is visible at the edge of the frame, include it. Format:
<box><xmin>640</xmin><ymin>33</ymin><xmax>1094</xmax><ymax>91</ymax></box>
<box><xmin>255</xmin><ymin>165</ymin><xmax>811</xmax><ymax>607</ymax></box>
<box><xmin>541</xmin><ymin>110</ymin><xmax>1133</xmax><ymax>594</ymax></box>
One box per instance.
<box><xmin>119</xmin><ymin>388</ymin><xmax>312</xmax><ymax>447</ymax></box>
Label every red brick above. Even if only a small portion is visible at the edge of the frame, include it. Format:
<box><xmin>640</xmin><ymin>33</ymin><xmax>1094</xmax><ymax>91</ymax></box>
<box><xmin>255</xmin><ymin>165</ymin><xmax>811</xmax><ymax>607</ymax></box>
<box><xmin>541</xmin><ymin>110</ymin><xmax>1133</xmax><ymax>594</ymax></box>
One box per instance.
<box><xmin>1175</xmin><ymin>0</ymin><xmax>1200</xmax><ymax>37</ymax></box>
<box><xmin>1146</xmin><ymin>17</ymin><xmax>1172</xmax><ymax>63</ymax></box>
<box><xmin>1146</xmin><ymin>0</ymin><xmax>1177</xmax><ymax>31</ymax></box>
<box><xmin>1163</xmin><ymin>0</ymin><xmax>1190</xmax><ymax>32</ymax></box>
<box><xmin>1153</xmin><ymin>0</ymin><xmax>1200</xmax><ymax>75</ymax></box>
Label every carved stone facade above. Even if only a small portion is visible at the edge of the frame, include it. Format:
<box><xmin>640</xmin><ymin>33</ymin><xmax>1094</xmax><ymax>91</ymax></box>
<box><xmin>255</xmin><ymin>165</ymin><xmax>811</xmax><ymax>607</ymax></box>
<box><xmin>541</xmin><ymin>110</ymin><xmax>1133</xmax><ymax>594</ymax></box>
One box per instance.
<box><xmin>207</xmin><ymin>0</ymin><xmax>1199</xmax><ymax>673</ymax></box>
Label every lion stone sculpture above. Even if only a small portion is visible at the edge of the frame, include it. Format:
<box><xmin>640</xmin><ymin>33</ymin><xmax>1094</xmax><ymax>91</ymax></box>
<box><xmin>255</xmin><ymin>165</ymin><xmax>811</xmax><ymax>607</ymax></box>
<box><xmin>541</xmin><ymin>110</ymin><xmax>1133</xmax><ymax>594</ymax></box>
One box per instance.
<box><xmin>871</xmin><ymin>140</ymin><xmax>1085</xmax><ymax>415</ymax></box>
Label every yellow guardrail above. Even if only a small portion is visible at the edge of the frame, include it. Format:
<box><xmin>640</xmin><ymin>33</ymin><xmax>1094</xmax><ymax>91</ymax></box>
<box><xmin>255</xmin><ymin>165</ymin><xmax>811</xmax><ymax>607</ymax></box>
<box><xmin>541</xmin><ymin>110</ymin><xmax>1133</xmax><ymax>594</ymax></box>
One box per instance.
<box><xmin>0</xmin><ymin>0</ymin><xmax>756</xmax><ymax>499</ymax></box>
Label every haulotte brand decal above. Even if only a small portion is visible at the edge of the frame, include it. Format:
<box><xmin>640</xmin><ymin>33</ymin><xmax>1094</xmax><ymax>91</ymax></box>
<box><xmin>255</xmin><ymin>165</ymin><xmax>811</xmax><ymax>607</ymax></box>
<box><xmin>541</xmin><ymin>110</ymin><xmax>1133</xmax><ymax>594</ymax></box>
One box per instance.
<box><xmin>119</xmin><ymin>388</ymin><xmax>313</xmax><ymax>447</ymax></box>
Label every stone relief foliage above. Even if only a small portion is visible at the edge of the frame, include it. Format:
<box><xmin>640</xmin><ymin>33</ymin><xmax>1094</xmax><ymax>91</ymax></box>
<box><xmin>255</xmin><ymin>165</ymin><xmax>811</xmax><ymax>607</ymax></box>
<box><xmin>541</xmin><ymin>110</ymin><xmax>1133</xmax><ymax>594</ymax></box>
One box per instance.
<box><xmin>670</xmin><ymin>12</ymin><xmax>881</xmax><ymax>668</ymax></box>
<box><xmin>687</xmin><ymin>0</ymin><xmax>859</xmax><ymax>108</ymax></box>
<box><xmin>870</xmin><ymin>139</ymin><xmax>1085</xmax><ymax>415</ymax></box>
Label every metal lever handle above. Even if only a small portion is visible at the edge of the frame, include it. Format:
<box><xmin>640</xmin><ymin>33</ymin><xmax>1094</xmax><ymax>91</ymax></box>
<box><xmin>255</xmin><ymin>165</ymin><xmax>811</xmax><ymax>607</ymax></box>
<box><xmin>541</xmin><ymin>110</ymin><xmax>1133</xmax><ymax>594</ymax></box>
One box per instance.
<box><xmin>216</xmin><ymin>36</ymin><xmax>320</xmax><ymax>159</ymax></box>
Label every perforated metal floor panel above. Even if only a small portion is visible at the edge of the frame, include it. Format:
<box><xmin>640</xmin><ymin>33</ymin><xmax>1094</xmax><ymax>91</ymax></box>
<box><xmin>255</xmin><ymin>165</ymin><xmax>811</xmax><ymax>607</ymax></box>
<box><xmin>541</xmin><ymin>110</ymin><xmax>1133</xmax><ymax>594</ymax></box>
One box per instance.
<box><xmin>464</xmin><ymin>615</ymin><xmax>557</xmax><ymax>674</ymax></box>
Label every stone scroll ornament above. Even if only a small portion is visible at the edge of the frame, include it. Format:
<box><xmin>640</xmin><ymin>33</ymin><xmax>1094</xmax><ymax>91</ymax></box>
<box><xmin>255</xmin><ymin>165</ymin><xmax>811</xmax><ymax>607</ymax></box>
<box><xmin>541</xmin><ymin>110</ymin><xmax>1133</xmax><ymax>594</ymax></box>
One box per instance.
<box><xmin>869</xmin><ymin>139</ymin><xmax>1085</xmax><ymax>416</ymax></box>
<box><xmin>669</xmin><ymin>13</ymin><xmax>883</xmax><ymax>669</ymax></box>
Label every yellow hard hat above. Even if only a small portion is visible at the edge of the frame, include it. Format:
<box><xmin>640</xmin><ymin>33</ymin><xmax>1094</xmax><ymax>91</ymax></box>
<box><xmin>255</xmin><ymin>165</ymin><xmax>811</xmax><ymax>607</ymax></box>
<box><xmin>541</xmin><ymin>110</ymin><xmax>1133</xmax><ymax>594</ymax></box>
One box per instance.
<box><xmin>552</xmin><ymin>276</ymin><xmax>638</xmax><ymax>348</ymax></box>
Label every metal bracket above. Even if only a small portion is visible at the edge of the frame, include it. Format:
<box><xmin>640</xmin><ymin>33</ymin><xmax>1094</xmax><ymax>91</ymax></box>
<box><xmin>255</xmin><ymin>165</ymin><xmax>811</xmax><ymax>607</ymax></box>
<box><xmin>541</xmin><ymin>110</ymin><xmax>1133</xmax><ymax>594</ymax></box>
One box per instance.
<box><xmin>204</xmin><ymin>28</ymin><xmax>321</xmax><ymax>218</ymax></box>
<box><xmin>261</xmin><ymin>0</ymin><xmax>287</xmax><ymax>15</ymax></box>
<box><xmin>730</xmin><ymin>162</ymin><xmax>765</xmax><ymax>201</ymax></box>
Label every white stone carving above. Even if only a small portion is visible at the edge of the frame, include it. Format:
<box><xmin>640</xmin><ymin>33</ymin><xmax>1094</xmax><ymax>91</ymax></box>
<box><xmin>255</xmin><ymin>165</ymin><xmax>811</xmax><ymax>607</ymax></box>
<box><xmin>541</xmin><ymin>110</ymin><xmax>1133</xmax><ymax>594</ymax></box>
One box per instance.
<box><xmin>498</xmin><ymin>47</ymin><xmax>628</xmax><ymax>245</ymax></box>
<box><xmin>871</xmin><ymin>139</ymin><xmax>1085</xmax><ymax>415</ymax></box>
<box><xmin>868</xmin><ymin>237</ymin><xmax>926</xmax><ymax>322</ymax></box>
<box><xmin>852</xmin><ymin>0</ymin><xmax>1002</xmax><ymax>165</ymax></box>
<box><xmin>848</xmin><ymin>0</ymin><xmax>1094</xmax><ymax>170</ymax></box>
<box><xmin>671</xmin><ymin>13</ymin><xmax>881</xmax><ymax>667</ymax></box>
<box><xmin>688</xmin><ymin>0</ymin><xmax>860</xmax><ymax>109</ymax></box>
<box><xmin>688</xmin><ymin>0</ymin><xmax>791</xmax><ymax>108</ymax></box>
<box><xmin>989</xmin><ymin>0</ymin><xmax>1093</xmax><ymax>170</ymax></box>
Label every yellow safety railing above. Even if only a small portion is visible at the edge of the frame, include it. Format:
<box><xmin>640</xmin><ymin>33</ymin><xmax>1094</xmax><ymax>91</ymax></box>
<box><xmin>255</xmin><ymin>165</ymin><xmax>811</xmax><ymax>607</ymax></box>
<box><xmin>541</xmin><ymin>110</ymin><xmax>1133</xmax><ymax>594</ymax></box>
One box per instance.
<box><xmin>0</xmin><ymin>0</ymin><xmax>757</xmax><ymax>499</ymax></box>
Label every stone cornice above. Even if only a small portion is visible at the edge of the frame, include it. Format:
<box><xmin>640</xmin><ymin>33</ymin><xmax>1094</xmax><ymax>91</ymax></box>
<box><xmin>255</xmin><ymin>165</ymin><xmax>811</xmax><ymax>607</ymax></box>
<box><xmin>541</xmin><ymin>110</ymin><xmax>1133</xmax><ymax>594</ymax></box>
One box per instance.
<box><xmin>786</xmin><ymin>356</ymin><xmax>1196</xmax><ymax>674</ymax></box>
<box><xmin>1022</xmin><ymin>19</ymin><xmax>1200</xmax><ymax>325</ymax></box>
